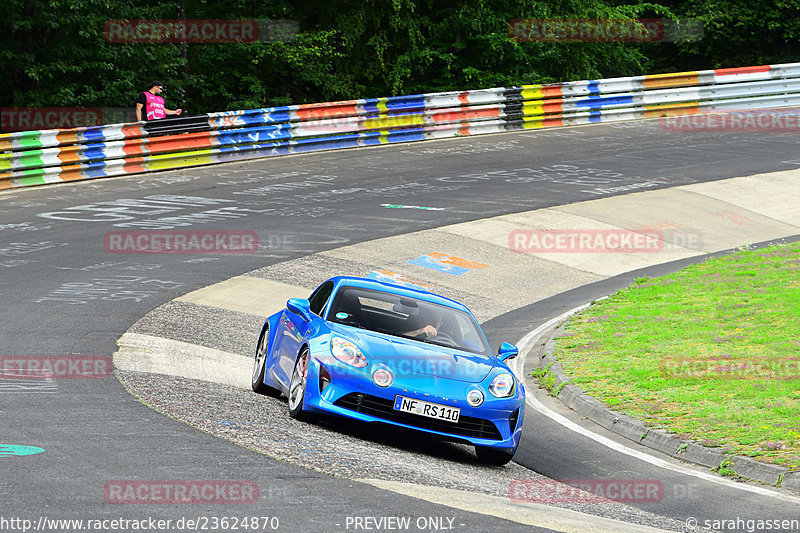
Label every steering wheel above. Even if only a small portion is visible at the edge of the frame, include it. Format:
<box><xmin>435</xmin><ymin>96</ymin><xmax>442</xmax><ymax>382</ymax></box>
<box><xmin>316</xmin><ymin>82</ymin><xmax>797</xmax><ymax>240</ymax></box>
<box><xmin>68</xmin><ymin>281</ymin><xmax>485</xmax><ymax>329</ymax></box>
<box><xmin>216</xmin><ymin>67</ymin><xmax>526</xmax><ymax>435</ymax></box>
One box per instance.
<box><xmin>430</xmin><ymin>331</ymin><xmax>455</xmax><ymax>345</ymax></box>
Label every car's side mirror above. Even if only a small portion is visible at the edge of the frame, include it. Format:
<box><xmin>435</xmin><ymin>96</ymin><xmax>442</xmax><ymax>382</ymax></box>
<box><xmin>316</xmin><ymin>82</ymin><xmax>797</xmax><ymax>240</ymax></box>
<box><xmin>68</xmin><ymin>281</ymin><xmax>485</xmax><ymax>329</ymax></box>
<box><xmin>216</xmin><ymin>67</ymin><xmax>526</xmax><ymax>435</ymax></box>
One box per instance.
<box><xmin>287</xmin><ymin>298</ymin><xmax>312</xmax><ymax>322</ymax></box>
<box><xmin>497</xmin><ymin>342</ymin><xmax>519</xmax><ymax>362</ymax></box>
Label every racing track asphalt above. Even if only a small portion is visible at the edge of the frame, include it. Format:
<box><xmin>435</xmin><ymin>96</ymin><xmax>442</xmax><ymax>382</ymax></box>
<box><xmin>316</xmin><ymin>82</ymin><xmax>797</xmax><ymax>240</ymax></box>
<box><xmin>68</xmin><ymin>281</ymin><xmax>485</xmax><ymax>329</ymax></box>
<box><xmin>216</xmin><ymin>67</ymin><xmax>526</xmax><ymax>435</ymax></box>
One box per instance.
<box><xmin>111</xmin><ymin>170</ymin><xmax>800</xmax><ymax>532</ymax></box>
<box><xmin>1</xmin><ymin>118</ymin><xmax>800</xmax><ymax>532</ymax></box>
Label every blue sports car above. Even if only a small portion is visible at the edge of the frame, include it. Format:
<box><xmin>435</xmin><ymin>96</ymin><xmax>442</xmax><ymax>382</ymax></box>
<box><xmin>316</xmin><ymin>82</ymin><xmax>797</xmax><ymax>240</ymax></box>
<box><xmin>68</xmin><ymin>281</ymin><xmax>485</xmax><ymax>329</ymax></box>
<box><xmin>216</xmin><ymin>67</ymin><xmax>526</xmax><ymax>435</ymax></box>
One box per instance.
<box><xmin>251</xmin><ymin>276</ymin><xmax>525</xmax><ymax>465</ymax></box>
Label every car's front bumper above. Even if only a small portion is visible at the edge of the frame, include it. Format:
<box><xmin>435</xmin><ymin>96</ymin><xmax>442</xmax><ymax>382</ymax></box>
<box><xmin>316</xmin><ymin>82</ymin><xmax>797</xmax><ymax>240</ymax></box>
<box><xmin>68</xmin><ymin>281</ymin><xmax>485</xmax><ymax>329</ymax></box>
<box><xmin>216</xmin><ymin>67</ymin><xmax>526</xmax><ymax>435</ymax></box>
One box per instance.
<box><xmin>301</xmin><ymin>354</ymin><xmax>525</xmax><ymax>453</ymax></box>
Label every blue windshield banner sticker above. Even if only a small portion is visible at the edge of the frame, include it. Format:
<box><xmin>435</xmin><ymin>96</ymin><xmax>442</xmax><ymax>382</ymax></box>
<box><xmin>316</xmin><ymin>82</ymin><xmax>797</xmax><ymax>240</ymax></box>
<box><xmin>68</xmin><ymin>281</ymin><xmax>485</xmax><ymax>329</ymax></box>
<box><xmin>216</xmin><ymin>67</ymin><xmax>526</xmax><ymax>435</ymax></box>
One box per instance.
<box><xmin>0</xmin><ymin>445</ymin><xmax>45</xmax><ymax>457</ymax></box>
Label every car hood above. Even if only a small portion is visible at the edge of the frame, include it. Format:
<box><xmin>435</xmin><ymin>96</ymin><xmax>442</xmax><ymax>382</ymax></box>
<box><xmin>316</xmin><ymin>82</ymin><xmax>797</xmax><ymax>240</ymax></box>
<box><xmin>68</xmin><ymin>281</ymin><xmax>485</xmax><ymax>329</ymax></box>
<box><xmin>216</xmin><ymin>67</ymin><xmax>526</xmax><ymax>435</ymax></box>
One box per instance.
<box><xmin>330</xmin><ymin>324</ymin><xmax>495</xmax><ymax>383</ymax></box>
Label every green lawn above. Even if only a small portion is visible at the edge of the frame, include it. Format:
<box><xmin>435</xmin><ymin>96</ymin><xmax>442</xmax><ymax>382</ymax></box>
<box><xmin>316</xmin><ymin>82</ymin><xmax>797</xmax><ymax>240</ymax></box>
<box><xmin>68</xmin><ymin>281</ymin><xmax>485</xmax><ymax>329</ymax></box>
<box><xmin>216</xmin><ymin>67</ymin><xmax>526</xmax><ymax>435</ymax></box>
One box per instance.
<box><xmin>552</xmin><ymin>241</ymin><xmax>800</xmax><ymax>470</ymax></box>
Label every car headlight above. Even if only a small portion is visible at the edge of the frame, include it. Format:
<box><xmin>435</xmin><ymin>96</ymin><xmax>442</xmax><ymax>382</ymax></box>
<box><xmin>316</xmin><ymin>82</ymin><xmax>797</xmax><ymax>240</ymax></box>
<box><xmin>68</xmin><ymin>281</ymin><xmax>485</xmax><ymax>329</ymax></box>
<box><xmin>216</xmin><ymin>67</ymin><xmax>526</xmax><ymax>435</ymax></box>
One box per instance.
<box><xmin>489</xmin><ymin>373</ymin><xmax>515</xmax><ymax>398</ymax></box>
<box><xmin>331</xmin><ymin>337</ymin><xmax>367</xmax><ymax>368</ymax></box>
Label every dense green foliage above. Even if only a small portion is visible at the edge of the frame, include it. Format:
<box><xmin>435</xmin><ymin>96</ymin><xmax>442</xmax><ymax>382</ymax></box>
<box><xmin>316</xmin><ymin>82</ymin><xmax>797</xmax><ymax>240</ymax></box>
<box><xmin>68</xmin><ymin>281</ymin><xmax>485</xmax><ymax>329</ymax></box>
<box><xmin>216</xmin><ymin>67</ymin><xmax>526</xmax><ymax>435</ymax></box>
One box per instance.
<box><xmin>2</xmin><ymin>0</ymin><xmax>798</xmax><ymax>114</ymax></box>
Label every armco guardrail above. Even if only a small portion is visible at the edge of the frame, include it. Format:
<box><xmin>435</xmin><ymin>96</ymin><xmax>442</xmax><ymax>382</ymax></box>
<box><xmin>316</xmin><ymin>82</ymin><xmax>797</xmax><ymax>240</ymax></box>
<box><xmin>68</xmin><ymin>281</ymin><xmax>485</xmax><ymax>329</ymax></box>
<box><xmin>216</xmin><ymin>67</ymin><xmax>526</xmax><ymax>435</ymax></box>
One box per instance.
<box><xmin>2</xmin><ymin>63</ymin><xmax>800</xmax><ymax>190</ymax></box>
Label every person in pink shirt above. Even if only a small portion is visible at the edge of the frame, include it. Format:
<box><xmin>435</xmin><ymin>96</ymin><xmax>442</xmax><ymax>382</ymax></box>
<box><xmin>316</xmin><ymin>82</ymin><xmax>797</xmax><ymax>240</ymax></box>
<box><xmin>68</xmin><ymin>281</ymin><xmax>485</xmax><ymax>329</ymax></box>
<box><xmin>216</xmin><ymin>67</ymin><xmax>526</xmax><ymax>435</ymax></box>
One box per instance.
<box><xmin>135</xmin><ymin>81</ymin><xmax>182</xmax><ymax>121</ymax></box>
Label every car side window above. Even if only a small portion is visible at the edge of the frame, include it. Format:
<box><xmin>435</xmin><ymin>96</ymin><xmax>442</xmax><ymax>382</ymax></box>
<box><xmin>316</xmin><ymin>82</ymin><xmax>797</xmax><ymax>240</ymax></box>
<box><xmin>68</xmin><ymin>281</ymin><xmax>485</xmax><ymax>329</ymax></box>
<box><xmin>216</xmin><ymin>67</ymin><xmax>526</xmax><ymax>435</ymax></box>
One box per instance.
<box><xmin>308</xmin><ymin>281</ymin><xmax>334</xmax><ymax>316</ymax></box>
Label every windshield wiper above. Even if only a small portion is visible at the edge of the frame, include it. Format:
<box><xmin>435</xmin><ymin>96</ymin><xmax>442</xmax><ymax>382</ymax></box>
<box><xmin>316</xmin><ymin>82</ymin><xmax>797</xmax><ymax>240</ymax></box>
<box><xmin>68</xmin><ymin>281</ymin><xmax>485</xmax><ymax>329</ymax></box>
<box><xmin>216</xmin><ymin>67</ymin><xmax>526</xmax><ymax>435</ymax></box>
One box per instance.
<box><xmin>334</xmin><ymin>319</ymin><xmax>366</xmax><ymax>330</ymax></box>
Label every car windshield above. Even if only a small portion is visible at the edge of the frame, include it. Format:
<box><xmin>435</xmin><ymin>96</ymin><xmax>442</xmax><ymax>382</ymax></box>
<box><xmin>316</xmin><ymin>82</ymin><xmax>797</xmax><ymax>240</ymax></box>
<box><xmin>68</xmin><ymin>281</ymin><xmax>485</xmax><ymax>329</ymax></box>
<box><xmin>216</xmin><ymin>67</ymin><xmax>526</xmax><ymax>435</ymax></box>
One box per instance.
<box><xmin>326</xmin><ymin>286</ymin><xmax>491</xmax><ymax>356</ymax></box>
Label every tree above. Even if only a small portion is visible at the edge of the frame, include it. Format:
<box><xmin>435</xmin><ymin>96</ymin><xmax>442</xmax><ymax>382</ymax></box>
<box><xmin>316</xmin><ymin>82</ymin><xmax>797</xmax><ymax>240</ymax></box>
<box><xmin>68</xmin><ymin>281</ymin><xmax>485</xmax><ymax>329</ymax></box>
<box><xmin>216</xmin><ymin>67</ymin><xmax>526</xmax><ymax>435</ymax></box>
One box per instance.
<box><xmin>2</xmin><ymin>0</ymin><xmax>795</xmax><ymax>120</ymax></box>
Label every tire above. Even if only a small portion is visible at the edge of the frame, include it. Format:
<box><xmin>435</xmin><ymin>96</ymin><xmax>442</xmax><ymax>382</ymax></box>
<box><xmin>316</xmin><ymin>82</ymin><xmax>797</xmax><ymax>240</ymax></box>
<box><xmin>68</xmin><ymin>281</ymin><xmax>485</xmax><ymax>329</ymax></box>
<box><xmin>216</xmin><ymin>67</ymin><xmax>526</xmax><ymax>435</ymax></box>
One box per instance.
<box><xmin>475</xmin><ymin>445</ymin><xmax>515</xmax><ymax>466</ymax></box>
<box><xmin>287</xmin><ymin>347</ymin><xmax>310</xmax><ymax>420</ymax></box>
<box><xmin>251</xmin><ymin>324</ymin><xmax>281</xmax><ymax>397</ymax></box>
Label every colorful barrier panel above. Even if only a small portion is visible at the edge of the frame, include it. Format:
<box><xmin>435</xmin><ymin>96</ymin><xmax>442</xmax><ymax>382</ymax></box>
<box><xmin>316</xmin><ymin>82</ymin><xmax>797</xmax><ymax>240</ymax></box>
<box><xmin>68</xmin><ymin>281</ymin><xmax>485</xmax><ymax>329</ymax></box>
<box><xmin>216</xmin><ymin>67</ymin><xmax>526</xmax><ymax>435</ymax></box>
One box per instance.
<box><xmin>2</xmin><ymin>63</ymin><xmax>800</xmax><ymax>190</ymax></box>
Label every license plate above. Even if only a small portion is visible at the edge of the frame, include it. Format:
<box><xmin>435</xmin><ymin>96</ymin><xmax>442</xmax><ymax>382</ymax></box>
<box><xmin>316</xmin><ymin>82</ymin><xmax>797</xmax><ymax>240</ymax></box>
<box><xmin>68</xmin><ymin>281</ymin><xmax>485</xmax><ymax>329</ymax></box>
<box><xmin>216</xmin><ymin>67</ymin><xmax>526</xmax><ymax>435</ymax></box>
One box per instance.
<box><xmin>393</xmin><ymin>395</ymin><xmax>460</xmax><ymax>423</ymax></box>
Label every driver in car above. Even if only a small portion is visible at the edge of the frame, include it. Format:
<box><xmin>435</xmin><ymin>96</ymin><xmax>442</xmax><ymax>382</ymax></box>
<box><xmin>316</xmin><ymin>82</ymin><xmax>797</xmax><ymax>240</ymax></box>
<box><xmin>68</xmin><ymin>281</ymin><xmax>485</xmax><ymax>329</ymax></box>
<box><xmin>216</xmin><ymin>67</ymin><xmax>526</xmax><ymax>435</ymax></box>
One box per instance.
<box><xmin>404</xmin><ymin>307</ymin><xmax>444</xmax><ymax>339</ymax></box>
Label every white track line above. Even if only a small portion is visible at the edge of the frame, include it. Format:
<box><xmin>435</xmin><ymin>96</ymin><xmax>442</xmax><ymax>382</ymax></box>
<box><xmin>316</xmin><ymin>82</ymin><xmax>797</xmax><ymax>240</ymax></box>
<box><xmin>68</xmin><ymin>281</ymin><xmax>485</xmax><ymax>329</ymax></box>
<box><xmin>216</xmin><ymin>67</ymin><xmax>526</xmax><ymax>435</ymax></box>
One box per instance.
<box><xmin>511</xmin><ymin>306</ymin><xmax>800</xmax><ymax>503</ymax></box>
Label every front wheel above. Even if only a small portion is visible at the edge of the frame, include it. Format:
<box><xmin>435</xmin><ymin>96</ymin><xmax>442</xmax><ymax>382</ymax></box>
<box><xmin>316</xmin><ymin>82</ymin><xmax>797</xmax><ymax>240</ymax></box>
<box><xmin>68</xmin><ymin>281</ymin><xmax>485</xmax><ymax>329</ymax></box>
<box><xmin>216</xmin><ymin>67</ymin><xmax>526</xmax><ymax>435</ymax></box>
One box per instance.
<box><xmin>251</xmin><ymin>324</ymin><xmax>281</xmax><ymax>397</ymax></box>
<box><xmin>287</xmin><ymin>347</ymin><xmax>310</xmax><ymax>420</ymax></box>
<box><xmin>475</xmin><ymin>445</ymin><xmax>515</xmax><ymax>466</ymax></box>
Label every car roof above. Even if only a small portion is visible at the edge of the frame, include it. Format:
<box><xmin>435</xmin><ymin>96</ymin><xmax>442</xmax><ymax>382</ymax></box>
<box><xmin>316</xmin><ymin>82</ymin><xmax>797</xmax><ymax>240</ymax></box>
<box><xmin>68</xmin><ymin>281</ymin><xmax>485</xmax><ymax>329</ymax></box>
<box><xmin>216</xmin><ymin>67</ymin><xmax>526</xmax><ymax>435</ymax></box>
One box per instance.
<box><xmin>327</xmin><ymin>276</ymin><xmax>470</xmax><ymax>312</ymax></box>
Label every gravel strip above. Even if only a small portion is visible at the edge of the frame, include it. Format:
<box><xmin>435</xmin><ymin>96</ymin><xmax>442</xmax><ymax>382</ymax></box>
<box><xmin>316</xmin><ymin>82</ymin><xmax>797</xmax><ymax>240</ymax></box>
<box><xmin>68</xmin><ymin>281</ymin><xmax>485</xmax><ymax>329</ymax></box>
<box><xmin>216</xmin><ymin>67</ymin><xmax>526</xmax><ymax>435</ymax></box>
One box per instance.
<box><xmin>116</xmin><ymin>369</ymin><xmax>686</xmax><ymax>532</ymax></box>
<box><xmin>128</xmin><ymin>300</ymin><xmax>264</xmax><ymax>356</ymax></box>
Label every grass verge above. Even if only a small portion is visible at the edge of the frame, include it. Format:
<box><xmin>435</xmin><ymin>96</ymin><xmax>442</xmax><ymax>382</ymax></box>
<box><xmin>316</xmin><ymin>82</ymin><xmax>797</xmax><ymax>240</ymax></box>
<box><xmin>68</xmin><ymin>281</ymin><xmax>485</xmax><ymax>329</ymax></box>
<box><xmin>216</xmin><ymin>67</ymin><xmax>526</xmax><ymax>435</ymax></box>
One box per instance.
<box><xmin>552</xmin><ymin>241</ymin><xmax>800</xmax><ymax>470</ymax></box>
